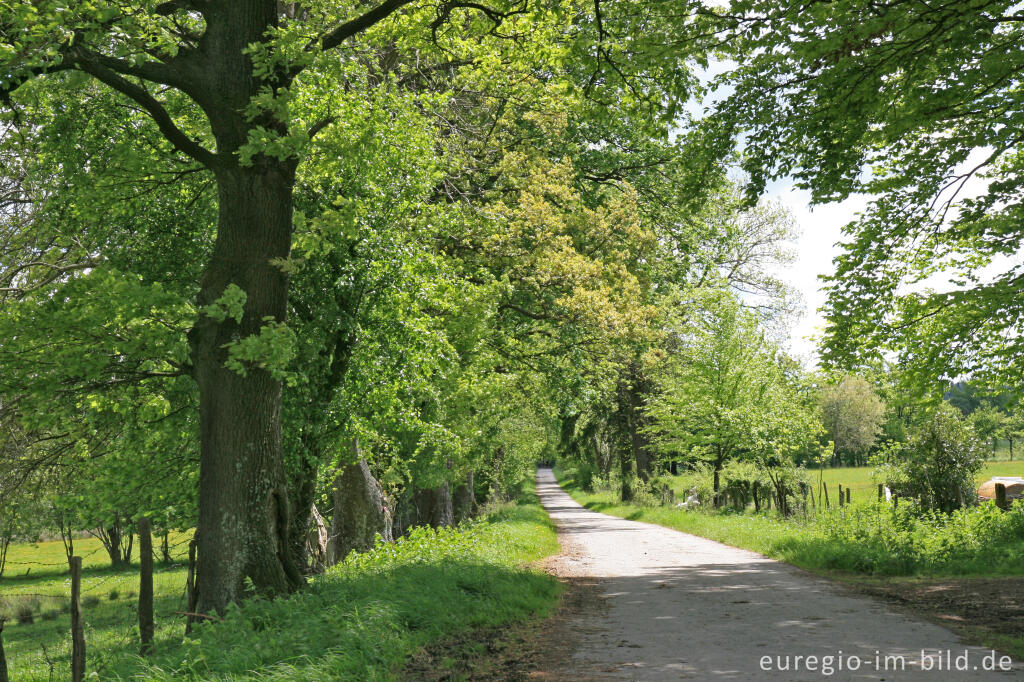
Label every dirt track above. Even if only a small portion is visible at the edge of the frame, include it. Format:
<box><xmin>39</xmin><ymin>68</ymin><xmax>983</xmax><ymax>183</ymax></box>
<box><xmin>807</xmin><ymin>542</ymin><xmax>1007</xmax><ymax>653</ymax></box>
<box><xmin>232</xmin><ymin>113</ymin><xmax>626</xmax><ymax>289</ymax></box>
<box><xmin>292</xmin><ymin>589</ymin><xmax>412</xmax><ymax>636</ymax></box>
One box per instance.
<box><xmin>535</xmin><ymin>468</ymin><xmax>1024</xmax><ymax>681</ymax></box>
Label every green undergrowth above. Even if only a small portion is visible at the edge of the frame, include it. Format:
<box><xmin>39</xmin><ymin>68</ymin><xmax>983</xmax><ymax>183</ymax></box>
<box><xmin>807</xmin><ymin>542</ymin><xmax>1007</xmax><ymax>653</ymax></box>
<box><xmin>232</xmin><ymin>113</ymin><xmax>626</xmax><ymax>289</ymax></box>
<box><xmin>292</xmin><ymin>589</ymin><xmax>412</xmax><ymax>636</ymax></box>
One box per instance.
<box><xmin>4</xmin><ymin>483</ymin><xmax>560</xmax><ymax>681</ymax></box>
<box><xmin>555</xmin><ymin>466</ymin><xmax>1024</xmax><ymax>578</ymax></box>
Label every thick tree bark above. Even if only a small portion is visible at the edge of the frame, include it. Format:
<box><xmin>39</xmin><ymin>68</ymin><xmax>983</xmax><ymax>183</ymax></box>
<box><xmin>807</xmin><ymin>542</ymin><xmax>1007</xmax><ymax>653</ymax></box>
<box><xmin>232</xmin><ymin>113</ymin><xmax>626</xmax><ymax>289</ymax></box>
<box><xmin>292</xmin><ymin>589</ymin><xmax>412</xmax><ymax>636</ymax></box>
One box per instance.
<box><xmin>287</xmin><ymin>441</ymin><xmax>321</xmax><ymax>573</ymax></box>
<box><xmin>192</xmin><ymin>164</ymin><xmax>303</xmax><ymax>613</ymax></box>
<box><xmin>620</xmin><ymin>448</ymin><xmax>634</xmax><ymax>502</ymax></box>
<box><xmin>625</xmin><ymin>363</ymin><xmax>654</xmax><ymax>482</ymax></box>
<box><xmin>411</xmin><ymin>482</ymin><xmax>454</xmax><ymax>529</ymax></box>
<box><xmin>452</xmin><ymin>471</ymin><xmax>476</xmax><ymax>523</ymax></box>
<box><xmin>327</xmin><ymin>457</ymin><xmax>393</xmax><ymax>564</ymax></box>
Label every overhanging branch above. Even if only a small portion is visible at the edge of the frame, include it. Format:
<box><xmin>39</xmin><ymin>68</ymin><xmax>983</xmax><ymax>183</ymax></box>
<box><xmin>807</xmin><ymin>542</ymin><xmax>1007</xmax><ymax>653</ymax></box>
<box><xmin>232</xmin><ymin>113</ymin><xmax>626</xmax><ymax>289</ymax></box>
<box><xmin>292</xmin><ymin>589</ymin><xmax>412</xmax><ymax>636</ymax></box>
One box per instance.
<box><xmin>318</xmin><ymin>0</ymin><xmax>416</xmax><ymax>52</ymax></box>
<box><xmin>73</xmin><ymin>51</ymin><xmax>218</xmax><ymax>169</ymax></box>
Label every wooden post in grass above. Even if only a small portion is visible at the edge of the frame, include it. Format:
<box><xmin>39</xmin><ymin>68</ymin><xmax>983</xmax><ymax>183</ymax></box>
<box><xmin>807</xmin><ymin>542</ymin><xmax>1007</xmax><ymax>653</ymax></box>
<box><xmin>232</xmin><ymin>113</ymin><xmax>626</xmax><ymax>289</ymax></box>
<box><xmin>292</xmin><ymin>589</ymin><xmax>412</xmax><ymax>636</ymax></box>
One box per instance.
<box><xmin>846</xmin><ymin>488</ymin><xmax>851</xmax><ymax>505</ymax></box>
<box><xmin>0</xmin><ymin>616</ymin><xmax>10</xmax><ymax>682</ymax></box>
<box><xmin>138</xmin><ymin>517</ymin><xmax>155</xmax><ymax>655</ymax></box>
<box><xmin>838</xmin><ymin>484</ymin><xmax>844</xmax><ymax>507</ymax></box>
<box><xmin>995</xmin><ymin>483</ymin><xmax>1008</xmax><ymax>510</ymax></box>
<box><xmin>70</xmin><ymin>556</ymin><xmax>85</xmax><ymax>682</ymax></box>
<box><xmin>185</xmin><ymin>538</ymin><xmax>197</xmax><ymax>635</ymax></box>
<box><xmin>878</xmin><ymin>484</ymin><xmax>884</xmax><ymax>502</ymax></box>
<box><xmin>822</xmin><ymin>482</ymin><xmax>830</xmax><ymax>509</ymax></box>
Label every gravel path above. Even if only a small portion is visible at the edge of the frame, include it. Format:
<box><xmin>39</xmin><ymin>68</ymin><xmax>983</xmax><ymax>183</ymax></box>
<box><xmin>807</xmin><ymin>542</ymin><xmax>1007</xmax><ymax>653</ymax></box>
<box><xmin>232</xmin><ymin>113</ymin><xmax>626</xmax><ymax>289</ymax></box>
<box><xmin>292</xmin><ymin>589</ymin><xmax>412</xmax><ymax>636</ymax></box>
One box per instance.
<box><xmin>536</xmin><ymin>468</ymin><xmax>1024</xmax><ymax>681</ymax></box>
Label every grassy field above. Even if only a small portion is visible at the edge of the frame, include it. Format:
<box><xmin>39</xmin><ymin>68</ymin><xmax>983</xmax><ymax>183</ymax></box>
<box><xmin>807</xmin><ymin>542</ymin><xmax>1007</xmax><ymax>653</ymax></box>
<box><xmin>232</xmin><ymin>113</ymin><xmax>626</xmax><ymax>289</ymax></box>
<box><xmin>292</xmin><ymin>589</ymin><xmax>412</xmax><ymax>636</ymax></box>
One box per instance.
<box><xmin>810</xmin><ymin>461</ymin><xmax>1023</xmax><ymax>504</ymax></box>
<box><xmin>556</xmin><ymin>466</ymin><xmax>1024</xmax><ymax>577</ymax></box>
<box><xmin>662</xmin><ymin>461</ymin><xmax>1024</xmax><ymax>507</ymax></box>
<box><xmin>0</xmin><ymin>483</ymin><xmax>560</xmax><ymax>681</ymax></box>
<box><xmin>1</xmin><ymin>530</ymin><xmax>194</xmax><ymax>679</ymax></box>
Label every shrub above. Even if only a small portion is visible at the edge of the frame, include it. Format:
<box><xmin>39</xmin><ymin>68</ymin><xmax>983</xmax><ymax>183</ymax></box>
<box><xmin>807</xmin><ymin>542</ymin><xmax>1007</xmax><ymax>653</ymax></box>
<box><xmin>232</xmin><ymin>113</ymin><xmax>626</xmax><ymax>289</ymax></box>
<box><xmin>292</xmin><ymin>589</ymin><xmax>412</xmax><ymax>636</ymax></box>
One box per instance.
<box><xmin>16</xmin><ymin>603</ymin><xmax>34</xmax><ymax>625</ymax></box>
<box><xmin>677</xmin><ymin>463</ymin><xmax>716</xmax><ymax>509</ymax></box>
<box><xmin>83</xmin><ymin>595</ymin><xmax>100</xmax><ymax>608</ymax></box>
<box><xmin>721</xmin><ymin>461</ymin><xmax>772</xmax><ymax>510</ymax></box>
<box><xmin>574</xmin><ymin>461</ymin><xmax>598</xmax><ymax>491</ymax></box>
<box><xmin>874</xmin><ymin>404</ymin><xmax>984</xmax><ymax>512</ymax></box>
<box><xmin>41</xmin><ymin>609</ymin><xmax>60</xmax><ymax>621</ymax></box>
<box><xmin>629</xmin><ymin>478</ymin><xmax>662</xmax><ymax>508</ymax></box>
<box><xmin>108</xmin><ymin>589</ymin><xmax>120</xmax><ymax>601</ymax></box>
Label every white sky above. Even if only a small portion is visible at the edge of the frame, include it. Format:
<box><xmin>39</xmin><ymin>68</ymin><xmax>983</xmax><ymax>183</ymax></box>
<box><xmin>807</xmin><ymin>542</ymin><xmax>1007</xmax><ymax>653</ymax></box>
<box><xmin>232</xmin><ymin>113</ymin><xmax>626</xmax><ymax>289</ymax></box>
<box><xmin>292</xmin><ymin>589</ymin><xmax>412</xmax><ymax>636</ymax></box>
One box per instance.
<box><xmin>690</xmin><ymin>62</ymin><xmax>1022</xmax><ymax>370</ymax></box>
<box><xmin>762</xmin><ymin>182</ymin><xmax>868</xmax><ymax>366</ymax></box>
<box><xmin>762</xmin><ymin>152</ymin><xmax>1018</xmax><ymax>369</ymax></box>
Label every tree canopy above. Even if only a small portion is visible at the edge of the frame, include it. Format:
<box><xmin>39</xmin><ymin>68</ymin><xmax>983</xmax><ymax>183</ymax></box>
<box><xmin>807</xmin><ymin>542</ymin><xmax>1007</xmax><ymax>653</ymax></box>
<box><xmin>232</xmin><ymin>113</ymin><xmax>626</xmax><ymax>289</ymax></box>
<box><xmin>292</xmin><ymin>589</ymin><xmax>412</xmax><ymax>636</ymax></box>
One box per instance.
<box><xmin>712</xmin><ymin>0</ymin><xmax>1024</xmax><ymax>390</ymax></box>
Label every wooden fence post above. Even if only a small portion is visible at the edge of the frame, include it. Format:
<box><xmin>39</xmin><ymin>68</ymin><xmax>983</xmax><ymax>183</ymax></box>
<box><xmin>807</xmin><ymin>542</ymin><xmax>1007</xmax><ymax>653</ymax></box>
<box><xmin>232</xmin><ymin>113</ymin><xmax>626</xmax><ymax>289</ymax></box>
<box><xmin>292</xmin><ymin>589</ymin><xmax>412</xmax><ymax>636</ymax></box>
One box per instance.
<box><xmin>185</xmin><ymin>538</ymin><xmax>197</xmax><ymax>634</ymax></box>
<box><xmin>822</xmin><ymin>482</ymin><xmax>830</xmax><ymax>509</ymax></box>
<box><xmin>0</xmin><ymin>616</ymin><xmax>10</xmax><ymax>682</ymax></box>
<box><xmin>70</xmin><ymin>556</ymin><xmax>85</xmax><ymax>682</ymax></box>
<box><xmin>846</xmin><ymin>488</ymin><xmax>851</xmax><ymax>505</ymax></box>
<box><xmin>877</xmin><ymin>484</ymin><xmax>883</xmax><ymax>502</ymax></box>
<box><xmin>138</xmin><ymin>518</ymin><xmax>154</xmax><ymax>655</ymax></box>
<box><xmin>995</xmin><ymin>483</ymin><xmax>1008</xmax><ymax>510</ymax></box>
<box><xmin>838</xmin><ymin>484</ymin><xmax>844</xmax><ymax>507</ymax></box>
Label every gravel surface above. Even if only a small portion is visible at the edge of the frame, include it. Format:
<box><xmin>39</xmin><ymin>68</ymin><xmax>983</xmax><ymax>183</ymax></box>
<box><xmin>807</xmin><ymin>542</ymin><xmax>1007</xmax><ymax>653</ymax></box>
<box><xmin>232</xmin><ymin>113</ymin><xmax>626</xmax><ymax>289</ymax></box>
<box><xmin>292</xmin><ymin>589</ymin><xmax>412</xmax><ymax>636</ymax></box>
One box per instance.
<box><xmin>536</xmin><ymin>468</ymin><xmax>1024</xmax><ymax>681</ymax></box>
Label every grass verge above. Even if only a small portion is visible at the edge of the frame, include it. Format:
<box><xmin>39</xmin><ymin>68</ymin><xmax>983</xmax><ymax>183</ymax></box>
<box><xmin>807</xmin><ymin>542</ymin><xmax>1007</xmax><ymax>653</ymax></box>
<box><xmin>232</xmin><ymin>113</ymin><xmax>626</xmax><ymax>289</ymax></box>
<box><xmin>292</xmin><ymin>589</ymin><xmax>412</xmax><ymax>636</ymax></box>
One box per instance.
<box><xmin>1</xmin><ymin>483</ymin><xmax>560</xmax><ymax>681</ymax></box>
<box><xmin>554</xmin><ymin>466</ymin><xmax>1024</xmax><ymax>578</ymax></box>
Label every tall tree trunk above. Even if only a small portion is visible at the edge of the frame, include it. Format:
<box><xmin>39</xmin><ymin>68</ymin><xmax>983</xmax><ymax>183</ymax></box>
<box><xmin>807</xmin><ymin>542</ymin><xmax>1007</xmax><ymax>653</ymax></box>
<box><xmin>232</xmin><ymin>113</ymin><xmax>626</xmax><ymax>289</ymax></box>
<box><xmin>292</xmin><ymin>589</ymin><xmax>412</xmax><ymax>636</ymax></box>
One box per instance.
<box><xmin>626</xmin><ymin>362</ymin><xmax>653</xmax><ymax>482</ymax></box>
<box><xmin>453</xmin><ymin>471</ymin><xmax>476</xmax><ymax>523</ymax></box>
<box><xmin>286</xmin><ymin>439</ymin><xmax>321</xmax><ymax>573</ymax></box>
<box><xmin>713</xmin><ymin>454</ymin><xmax>724</xmax><ymax>508</ymax></box>
<box><xmin>620</xmin><ymin>447</ymin><xmax>634</xmax><ymax>502</ymax></box>
<box><xmin>411</xmin><ymin>482</ymin><xmax>454</xmax><ymax>529</ymax></box>
<box><xmin>327</xmin><ymin>454</ymin><xmax>393</xmax><ymax>565</ymax></box>
<box><xmin>192</xmin><ymin>164</ymin><xmax>302</xmax><ymax>613</ymax></box>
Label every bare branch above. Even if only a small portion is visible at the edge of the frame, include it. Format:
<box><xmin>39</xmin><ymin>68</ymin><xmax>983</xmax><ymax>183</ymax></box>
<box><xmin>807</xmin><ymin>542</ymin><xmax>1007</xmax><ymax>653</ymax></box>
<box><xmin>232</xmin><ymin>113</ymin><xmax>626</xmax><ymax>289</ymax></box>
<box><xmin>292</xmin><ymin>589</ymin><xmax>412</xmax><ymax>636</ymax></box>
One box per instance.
<box><xmin>72</xmin><ymin>50</ymin><xmax>218</xmax><ymax>168</ymax></box>
<box><xmin>318</xmin><ymin>0</ymin><xmax>416</xmax><ymax>52</ymax></box>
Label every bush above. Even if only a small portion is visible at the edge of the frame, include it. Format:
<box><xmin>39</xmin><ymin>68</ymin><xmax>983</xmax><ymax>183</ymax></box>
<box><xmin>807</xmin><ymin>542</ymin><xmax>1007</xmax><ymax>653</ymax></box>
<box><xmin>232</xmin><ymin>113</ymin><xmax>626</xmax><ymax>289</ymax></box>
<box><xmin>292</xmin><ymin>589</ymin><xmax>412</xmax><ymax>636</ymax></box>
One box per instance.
<box><xmin>721</xmin><ymin>461</ymin><xmax>772</xmax><ymax>510</ymax></box>
<box><xmin>574</xmin><ymin>461</ymin><xmax>598</xmax><ymax>491</ymax></box>
<box><xmin>16</xmin><ymin>603</ymin><xmax>34</xmax><ymax>625</ymax></box>
<box><xmin>676</xmin><ymin>463</ymin><xmax>716</xmax><ymax>509</ymax></box>
<box><xmin>108</xmin><ymin>589</ymin><xmax>120</xmax><ymax>601</ymax></box>
<box><xmin>874</xmin><ymin>404</ymin><xmax>984</xmax><ymax>512</ymax></box>
<box><xmin>629</xmin><ymin>478</ymin><xmax>662</xmax><ymax>507</ymax></box>
<box><xmin>82</xmin><ymin>595</ymin><xmax>100</xmax><ymax>608</ymax></box>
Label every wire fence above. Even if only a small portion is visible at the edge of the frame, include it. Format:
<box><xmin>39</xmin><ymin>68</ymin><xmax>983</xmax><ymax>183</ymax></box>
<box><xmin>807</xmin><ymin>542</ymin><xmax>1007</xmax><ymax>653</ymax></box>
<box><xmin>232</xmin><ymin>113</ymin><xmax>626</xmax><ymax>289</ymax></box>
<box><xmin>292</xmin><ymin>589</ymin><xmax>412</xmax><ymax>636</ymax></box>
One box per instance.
<box><xmin>2</xmin><ymin>533</ymin><xmax>194</xmax><ymax>569</ymax></box>
<box><xmin>1</xmin><ymin>537</ymin><xmax>194</xmax><ymax>604</ymax></box>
